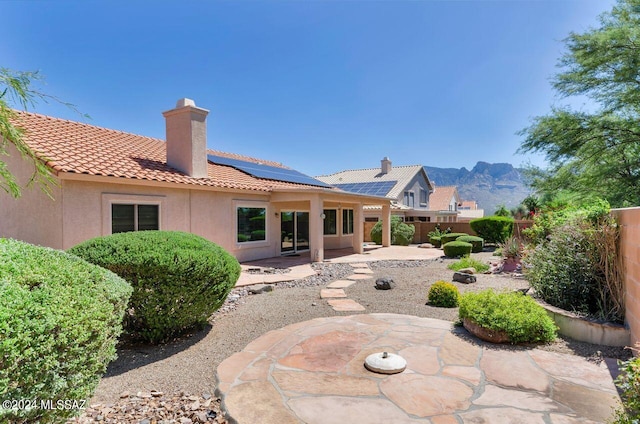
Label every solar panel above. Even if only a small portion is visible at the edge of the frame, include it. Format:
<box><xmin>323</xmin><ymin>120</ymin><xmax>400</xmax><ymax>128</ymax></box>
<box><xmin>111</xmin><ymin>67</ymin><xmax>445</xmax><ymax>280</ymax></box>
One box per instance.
<box><xmin>207</xmin><ymin>155</ymin><xmax>333</xmax><ymax>188</ymax></box>
<box><xmin>333</xmin><ymin>181</ymin><xmax>397</xmax><ymax>197</ymax></box>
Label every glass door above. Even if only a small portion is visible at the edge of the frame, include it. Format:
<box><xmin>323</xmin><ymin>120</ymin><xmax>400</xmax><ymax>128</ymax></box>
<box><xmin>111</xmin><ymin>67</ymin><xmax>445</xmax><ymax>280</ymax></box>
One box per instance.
<box><xmin>280</xmin><ymin>211</ymin><xmax>310</xmax><ymax>254</ymax></box>
<box><xmin>280</xmin><ymin>211</ymin><xmax>294</xmax><ymax>253</ymax></box>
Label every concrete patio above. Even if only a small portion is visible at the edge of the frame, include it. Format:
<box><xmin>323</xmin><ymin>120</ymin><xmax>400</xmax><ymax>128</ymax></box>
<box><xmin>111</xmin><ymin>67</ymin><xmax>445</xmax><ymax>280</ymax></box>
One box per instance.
<box><xmin>215</xmin><ymin>314</ymin><xmax>621</xmax><ymax>424</ymax></box>
<box><xmin>236</xmin><ymin>245</ymin><xmax>443</xmax><ymax>287</ymax></box>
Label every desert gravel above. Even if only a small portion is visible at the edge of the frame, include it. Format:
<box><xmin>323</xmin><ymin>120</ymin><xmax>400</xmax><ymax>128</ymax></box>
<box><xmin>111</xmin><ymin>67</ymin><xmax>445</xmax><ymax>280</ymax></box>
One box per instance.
<box><xmin>72</xmin><ymin>251</ymin><xmax>631</xmax><ymax>423</ymax></box>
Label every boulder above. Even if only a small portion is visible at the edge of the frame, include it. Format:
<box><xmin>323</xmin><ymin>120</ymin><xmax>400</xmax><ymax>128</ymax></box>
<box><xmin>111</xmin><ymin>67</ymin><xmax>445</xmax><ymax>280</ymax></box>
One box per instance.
<box><xmin>375</xmin><ymin>277</ymin><xmax>395</xmax><ymax>290</ymax></box>
<box><xmin>248</xmin><ymin>284</ymin><xmax>274</xmax><ymax>294</ymax></box>
<box><xmin>418</xmin><ymin>243</ymin><xmax>433</xmax><ymax>248</ymax></box>
<box><xmin>453</xmin><ymin>272</ymin><xmax>477</xmax><ymax>284</ymax></box>
<box><xmin>458</xmin><ymin>267</ymin><xmax>476</xmax><ymax>274</ymax></box>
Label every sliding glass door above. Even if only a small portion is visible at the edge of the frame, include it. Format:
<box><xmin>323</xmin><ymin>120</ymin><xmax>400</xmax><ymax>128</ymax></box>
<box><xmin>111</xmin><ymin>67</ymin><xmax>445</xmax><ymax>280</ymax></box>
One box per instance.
<box><xmin>280</xmin><ymin>211</ymin><xmax>309</xmax><ymax>254</ymax></box>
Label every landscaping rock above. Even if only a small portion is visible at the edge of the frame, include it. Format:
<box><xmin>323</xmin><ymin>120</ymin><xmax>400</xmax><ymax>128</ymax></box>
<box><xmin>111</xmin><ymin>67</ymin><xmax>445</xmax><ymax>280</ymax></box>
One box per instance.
<box><xmin>248</xmin><ymin>284</ymin><xmax>273</xmax><ymax>295</ymax></box>
<box><xmin>375</xmin><ymin>277</ymin><xmax>395</xmax><ymax>290</ymax></box>
<box><xmin>418</xmin><ymin>243</ymin><xmax>433</xmax><ymax>248</ymax></box>
<box><xmin>458</xmin><ymin>267</ymin><xmax>476</xmax><ymax>275</ymax></box>
<box><xmin>453</xmin><ymin>272</ymin><xmax>477</xmax><ymax>284</ymax></box>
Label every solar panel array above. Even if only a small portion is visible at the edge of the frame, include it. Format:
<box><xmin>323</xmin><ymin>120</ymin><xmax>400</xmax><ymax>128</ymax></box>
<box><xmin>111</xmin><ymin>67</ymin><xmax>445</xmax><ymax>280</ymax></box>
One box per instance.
<box><xmin>207</xmin><ymin>155</ymin><xmax>333</xmax><ymax>188</ymax></box>
<box><xmin>333</xmin><ymin>181</ymin><xmax>397</xmax><ymax>197</ymax></box>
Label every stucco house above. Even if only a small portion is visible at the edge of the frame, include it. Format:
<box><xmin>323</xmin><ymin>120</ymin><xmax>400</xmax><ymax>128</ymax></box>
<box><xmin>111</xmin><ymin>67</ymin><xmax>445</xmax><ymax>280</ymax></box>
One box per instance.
<box><xmin>427</xmin><ymin>185</ymin><xmax>460</xmax><ymax>223</ymax></box>
<box><xmin>0</xmin><ymin>98</ymin><xmax>392</xmax><ymax>262</ymax></box>
<box><xmin>316</xmin><ymin>157</ymin><xmax>437</xmax><ymax>222</ymax></box>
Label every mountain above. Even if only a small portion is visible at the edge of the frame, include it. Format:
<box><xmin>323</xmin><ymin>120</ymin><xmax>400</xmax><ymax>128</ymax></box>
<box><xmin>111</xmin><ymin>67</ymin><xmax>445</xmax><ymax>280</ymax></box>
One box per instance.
<box><xmin>424</xmin><ymin>162</ymin><xmax>531</xmax><ymax>214</ymax></box>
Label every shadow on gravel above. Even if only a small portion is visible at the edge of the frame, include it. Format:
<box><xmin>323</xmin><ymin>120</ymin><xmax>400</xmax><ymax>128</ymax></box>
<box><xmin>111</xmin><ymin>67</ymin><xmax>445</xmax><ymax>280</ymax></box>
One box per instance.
<box><xmin>104</xmin><ymin>324</ymin><xmax>213</xmax><ymax>377</ymax></box>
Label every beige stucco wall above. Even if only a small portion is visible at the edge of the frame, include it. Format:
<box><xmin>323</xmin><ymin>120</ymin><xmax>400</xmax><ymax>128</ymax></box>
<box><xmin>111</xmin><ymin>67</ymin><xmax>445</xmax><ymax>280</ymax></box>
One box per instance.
<box><xmin>0</xmin><ymin>143</ymin><xmax>64</xmax><ymax>248</ymax></box>
<box><xmin>612</xmin><ymin>207</ymin><xmax>640</xmax><ymax>347</ymax></box>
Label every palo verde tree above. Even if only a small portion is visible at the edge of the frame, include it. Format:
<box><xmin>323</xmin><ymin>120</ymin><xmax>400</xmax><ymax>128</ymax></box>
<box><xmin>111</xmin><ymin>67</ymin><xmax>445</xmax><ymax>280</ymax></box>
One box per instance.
<box><xmin>519</xmin><ymin>0</ymin><xmax>640</xmax><ymax>208</ymax></box>
<box><xmin>0</xmin><ymin>68</ymin><xmax>82</xmax><ymax>198</ymax></box>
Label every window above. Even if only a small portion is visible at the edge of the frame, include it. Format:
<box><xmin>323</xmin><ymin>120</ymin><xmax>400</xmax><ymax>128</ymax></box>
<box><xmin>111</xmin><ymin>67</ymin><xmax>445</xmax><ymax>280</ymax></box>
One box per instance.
<box><xmin>112</xmin><ymin>204</ymin><xmax>159</xmax><ymax>233</ymax></box>
<box><xmin>364</xmin><ymin>217</ymin><xmax>379</xmax><ymax>223</ymax></box>
<box><xmin>420</xmin><ymin>189</ymin><xmax>428</xmax><ymax>205</ymax></box>
<box><xmin>342</xmin><ymin>209</ymin><xmax>354</xmax><ymax>234</ymax></box>
<box><xmin>323</xmin><ymin>209</ymin><xmax>337</xmax><ymax>235</ymax></box>
<box><xmin>237</xmin><ymin>207</ymin><xmax>266</xmax><ymax>243</ymax></box>
<box><xmin>404</xmin><ymin>191</ymin><xmax>415</xmax><ymax>208</ymax></box>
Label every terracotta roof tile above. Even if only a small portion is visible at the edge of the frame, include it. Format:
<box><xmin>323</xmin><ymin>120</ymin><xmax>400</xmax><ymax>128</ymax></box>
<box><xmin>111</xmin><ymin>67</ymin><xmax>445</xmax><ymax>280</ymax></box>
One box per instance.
<box><xmin>428</xmin><ymin>185</ymin><xmax>459</xmax><ymax>211</ymax></box>
<box><xmin>12</xmin><ymin>112</ymin><xmax>325</xmax><ymax>192</ymax></box>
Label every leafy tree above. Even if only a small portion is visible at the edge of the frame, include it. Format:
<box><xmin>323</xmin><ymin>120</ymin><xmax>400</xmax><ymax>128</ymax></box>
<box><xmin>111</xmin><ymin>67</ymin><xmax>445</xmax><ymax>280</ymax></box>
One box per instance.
<box><xmin>0</xmin><ymin>68</ymin><xmax>82</xmax><ymax>198</ymax></box>
<box><xmin>494</xmin><ymin>204</ymin><xmax>510</xmax><ymax>217</ymax></box>
<box><xmin>519</xmin><ymin>0</ymin><xmax>640</xmax><ymax>208</ymax></box>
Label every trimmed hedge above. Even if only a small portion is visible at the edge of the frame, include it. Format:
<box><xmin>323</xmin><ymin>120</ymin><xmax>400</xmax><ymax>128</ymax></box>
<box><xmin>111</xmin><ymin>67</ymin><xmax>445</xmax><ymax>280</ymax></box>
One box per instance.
<box><xmin>443</xmin><ymin>241</ymin><xmax>473</xmax><ymax>258</ymax></box>
<box><xmin>0</xmin><ymin>239</ymin><xmax>132</xmax><ymax>423</ymax></box>
<box><xmin>428</xmin><ymin>281</ymin><xmax>460</xmax><ymax>307</ymax></box>
<box><xmin>440</xmin><ymin>232</ymin><xmax>469</xmax><ymax>245</ymax></box>
<box><xmin>69</xmin><ymin>231</ymin><xmax>241</xmax><ymax>344</ymax></box>
<box><xmin>456</xmin><ymin>235</ymin><xmax>484</xmax><ymax>253</ymax></box>
<box><xmin>459</xmin><ymin>289</ymin><xmax>557</xmax><ymax>344</ymax></box>
<box><xmin>469</xmin><ymin>216</ymin><xmax>514</xmax><ymax>244</ymax></box>
<box><xmin>429</xmin><ymin>236</ymin><xmax>442</xmax><ymax>248</ymax></box>
<box><xmin>370</xmin><ymin>216</ymin><xmax>415</xmax><ymax>246</ymax></box>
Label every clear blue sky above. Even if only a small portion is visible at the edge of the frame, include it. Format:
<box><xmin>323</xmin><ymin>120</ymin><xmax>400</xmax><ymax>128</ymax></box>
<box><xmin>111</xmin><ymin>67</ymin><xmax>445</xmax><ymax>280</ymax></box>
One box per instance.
<box><xmin>1</xmin><ymin>0</ymin><xmax>614</xmax><ymax>176</ymax></box>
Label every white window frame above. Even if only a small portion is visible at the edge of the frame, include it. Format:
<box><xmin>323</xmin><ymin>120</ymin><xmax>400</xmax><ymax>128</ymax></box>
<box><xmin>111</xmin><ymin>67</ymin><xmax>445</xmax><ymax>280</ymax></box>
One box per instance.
<box><xmin>235</xmin><ymin>200</ymin><xmax>269</xmax><ymax>247</ymax></box>
<box><xmin>342</xmin><ymin>208</ymin><xmax>354</xmax><ymax>235</ymax></box>
<box><xmin>102</xmin><ymin>193</ymin><xmax>166</xmax><ymax>235</ymax></box>
<box><xmin>404</xmin><ymin>191</ymin><xmax>415</xmax><ymax>208</ymax></box>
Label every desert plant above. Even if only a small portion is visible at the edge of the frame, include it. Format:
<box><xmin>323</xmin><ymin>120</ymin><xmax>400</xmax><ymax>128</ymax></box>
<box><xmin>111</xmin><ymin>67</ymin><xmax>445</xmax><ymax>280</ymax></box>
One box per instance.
<box><xmin>611</xmin><ymin>345</ymin><xmax>640</xmax><ymax>423</ymax></box>
<box><xmin>456</xmin><ymin>235</ymin><xmax>484</xmax><ymax>253</ymax></box>
<box><xmin>447</xmin><ymin>257</ymin><xmax>490</xmax><ymax>273</ymax></box>
<box><xmin>428</xmin><ymin>223</ymin><xmax>451</xmax><ymax>238</ymax></box>
<box><xmin>499</xmin><ymin>236</ymin><xmax>524</xmax><ymax>259</ymax></box>
<box><xmin>458</xmin><ymin>289</ymin><xmax>557</xmax><ymax>344</ymax></box>
<box><xmin>69</xmin><ymin>231</ymin><xmax>241</xmax><ymax>343</ymax></box>
<box><xmin>428</xmin><ymin>281</ymin><xmax>460</xmax><ymax>308</ymax></box>
<box><xmin>440</xmin><ymin>232</ymin><xmax>469</xmax><ymax>244</ymax></box>
<box><xmin>429</xmin><ymin>235</ymin><xmax>442</xmax><ymax>248</ymax></box>
<box><xmin>443</xmin><ymin>241</ymin><xmax>473</xmax><ymax>258</ymax></box>
<box><xmin>470</xmin><ymin>216</ymin><xmax>514</xmax><ymax>244</ymax></box>
<box><xmin>0</xmin><ymin>238</ymin><xmax>132</xmax><ymax>423</ymax></box>
<box><xmin>370</xmin><ymin>215</ymin><xmax>415</xmax><ymax>246</ymax></box>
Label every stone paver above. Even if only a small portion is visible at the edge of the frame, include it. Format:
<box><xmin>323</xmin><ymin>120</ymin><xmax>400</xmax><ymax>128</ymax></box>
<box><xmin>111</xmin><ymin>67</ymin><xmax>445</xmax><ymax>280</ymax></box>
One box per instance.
<box><xmin>346</xmin><ymin>274</ymin><xmax>373</xmax><ymax>280</ymax></box>
<box><xmin>353</xmin><ymin>268</ymin><xmax>374</xmax><ymax>274</ymax></box>
<box><xmin>215</xmin><ymin>314</ymin><xmax>621</xmax><ymax>424</ymax></box>
<box><xmin>349</xmin><ymin>262</ymin><xmax>371</xmax><ymax>268</ymax></box>
<box><xmin>319</xmin><ymin>288</ymin><xmax>346</xmax><ymax>299</ymax></box>
<box><xmin>326</xmin><ymin>280</ymin><xmax>355</xmax><ymax>289</ymax></box>
<box><xmin>326</xmin><ymin>298</ymin><xmax>366</xmax><ymax>312</ymax></box>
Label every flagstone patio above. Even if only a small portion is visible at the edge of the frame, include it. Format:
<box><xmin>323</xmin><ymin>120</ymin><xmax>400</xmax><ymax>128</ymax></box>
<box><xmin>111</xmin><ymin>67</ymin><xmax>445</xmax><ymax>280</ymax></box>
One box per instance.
<box><xmin>215</xmin><ymin>313</ymin><xmax>621</xmax><ymax>424</ymax></box>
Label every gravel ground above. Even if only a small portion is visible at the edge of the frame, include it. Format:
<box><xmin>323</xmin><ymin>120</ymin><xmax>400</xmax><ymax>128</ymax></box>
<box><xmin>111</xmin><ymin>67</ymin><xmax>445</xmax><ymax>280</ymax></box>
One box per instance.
<box><xmin>72</xmin><ymin>252</ymin><xmax>632</xmax><ymax>423</ymax></box>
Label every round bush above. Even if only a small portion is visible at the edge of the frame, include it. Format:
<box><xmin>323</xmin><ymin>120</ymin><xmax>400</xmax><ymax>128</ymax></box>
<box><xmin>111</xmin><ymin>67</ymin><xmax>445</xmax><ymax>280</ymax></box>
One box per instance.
<box><xmin>440</xmin><ymin>232</ymin><xmax>469</xmax><ymax>245</ymax></box>
<box><xmin>69</xmin><ymin>231</ymin><xmax>241</xmax><ymax>344</ymax></box>
<box><xmin>370</xmin><ymin>216</ymin><xmax>415</xmax><ymax>246</ymax></box>
<box><xmin>429</xmin><ymin>235</ymin><xmax>442</xmax><ymax>248</ymax></box>
<box><xmin>443</xmin><ymin>241</ymin><xmax>472</xmax><ymax>258</ymax></box>
<box><xmin>0</xmin><ymin>238</ymin><xmax>132</xmax><ymax>423</ymax></box>
<box><xmin>458</xmin><ymin>289</ymin><xmax>557</xmax><ymax>343</ymax></box>
<box><xmin>428</xmin><ymin>281</ymin><xmax>460</xmax><ymax>307</ymax></box>
<box><xmin>456</xmin><ymin>235</ymin><xmax>484</xmax><ymax>253</ymax></box>
<box><xmin>470</xmin><ymin>216</ymin><xmax>514</xmax><ymax>244</ymax></box>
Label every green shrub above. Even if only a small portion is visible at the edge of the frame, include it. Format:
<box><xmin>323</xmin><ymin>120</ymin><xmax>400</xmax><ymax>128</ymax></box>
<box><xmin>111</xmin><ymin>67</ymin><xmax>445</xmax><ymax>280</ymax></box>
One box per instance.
<box><xmin>370</xmin><ymin>216</ymin><xmax>415</xmax><ymax>246</ymax></box>
<box><xmin>470</xmin><ymin>216</ymin><xmax>514</xmax><ymax>244</ymax></box>
<box><xmin>456</xmin><ymin>235</ymin><xmax>484</xmax><ymax>253</ymax></box>
<box><xmin>458</xmin><ymin>289</ymin><xmax>557</xmax><ymax>344</ymax></box>
<box><xmin>612</xmin><ymin>352</ymin><xmax>640</xmax><ymax>423</ymax></box>
<box><xmin>69</xmin><ymin>231</ymin><xmax>241</xmax><ymax>344</ymax></box>
<box><xmin>0</xmin><ymin>239</ymin><xmax>131</xmax><ymax>423</ymax></box>
<box><xmin>429</xmin><ymin>235</ymin><xmax>442</xmax><ymax>248</ymax></box>
<box><xmin>440</xmin><ymin>232</ymin><xmax>469</xmax><ymax>245</ymax></box>
<box><xmin>443</xmin><ymin>241</ymin><xmax>472</xmax><ymax>258</ymax></box>
<box><xmin>428</xmin><ymin>281</ymin><xmax>460</xmax><ymax>308</ymax></box>
<box><xmin>447</xmin><ymin>256</ymin><xmax>490</xmax><ymax>273</ymax></box>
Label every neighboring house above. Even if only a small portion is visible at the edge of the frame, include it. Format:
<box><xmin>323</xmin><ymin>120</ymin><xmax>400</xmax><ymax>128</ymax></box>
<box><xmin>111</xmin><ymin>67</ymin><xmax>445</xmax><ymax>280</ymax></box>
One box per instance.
<box><xmin>427</xmin><ymin>185</ymin><xmax>460</xmax><ymax>223</ymax></box>
<box><xmin>0</xmin><ymin>98</ymin><xmax>392</xmax><ymax>262</ymax></box>
<box><xmin>316</xmin><ymin>157</ymin><xmax>437</xmax><ymax>222</ymax></box>
<box><xmin>457</xmin><ymin>200</ymin><xmax>485</xmax><ymax>222</ymax></box>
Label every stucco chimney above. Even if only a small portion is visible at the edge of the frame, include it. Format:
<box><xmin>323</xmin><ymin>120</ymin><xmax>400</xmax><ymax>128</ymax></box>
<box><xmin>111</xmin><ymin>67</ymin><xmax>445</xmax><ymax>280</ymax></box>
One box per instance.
<box><xmin>163</xmin><ymin>98</ymin><xmax>209</xmax><ymax>178</ymax></box>
<box><xmin>381</xmin><ymin>157</ymin><xmax>392</xmax><ymax>174</ymax></box>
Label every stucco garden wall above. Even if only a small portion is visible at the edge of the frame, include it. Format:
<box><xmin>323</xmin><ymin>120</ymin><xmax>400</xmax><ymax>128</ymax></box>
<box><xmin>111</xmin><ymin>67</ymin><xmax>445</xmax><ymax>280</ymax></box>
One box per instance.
<box><xmin>612</xmin><ymin>207</ymin><xmax>640</xmax><ymax>347</ymax></box>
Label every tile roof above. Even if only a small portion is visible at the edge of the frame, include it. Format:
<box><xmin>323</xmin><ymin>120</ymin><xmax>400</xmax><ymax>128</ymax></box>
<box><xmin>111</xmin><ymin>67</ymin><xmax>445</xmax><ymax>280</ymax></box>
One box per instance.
<box><xmin>428</xmin><ymin>185</ymin><xmax>459</xmax><ymax>211</ymax></box>
<box><xmin>12</xmin><ymin>112</ymin><xmax>327</xmax><ymax>192</ymax></box>
<box><xmin>316</xmin><ymin>165</ymin><xmax>426</xmax><ymax>199</ymax></box>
